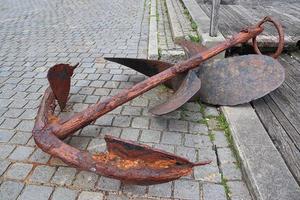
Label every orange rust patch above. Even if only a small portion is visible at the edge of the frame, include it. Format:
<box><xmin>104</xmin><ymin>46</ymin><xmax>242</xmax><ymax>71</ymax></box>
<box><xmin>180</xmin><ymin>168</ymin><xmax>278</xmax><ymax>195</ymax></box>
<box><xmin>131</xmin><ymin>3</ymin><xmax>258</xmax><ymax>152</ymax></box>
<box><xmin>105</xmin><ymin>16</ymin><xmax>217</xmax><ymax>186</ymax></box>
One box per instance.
<box><xmin>92</xmin><ymin>153</ymin><xmax>181</xmax><ymax>170</ymax></box>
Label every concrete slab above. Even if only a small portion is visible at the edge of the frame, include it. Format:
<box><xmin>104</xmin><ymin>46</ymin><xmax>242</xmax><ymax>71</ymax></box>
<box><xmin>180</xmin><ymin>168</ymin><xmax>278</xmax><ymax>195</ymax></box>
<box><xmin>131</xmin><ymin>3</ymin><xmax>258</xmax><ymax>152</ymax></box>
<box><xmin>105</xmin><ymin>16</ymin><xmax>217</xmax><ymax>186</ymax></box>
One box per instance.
<box><xmin>148</xmin><ymin>0</ymin><xmax>158</xmax><ymax>59</ymax></box>
<box><xmin>222</xmin><ymin>104</ymin><xmax>300</xmax><ymax>200</ymax></box>
<box><xmin>181</xmin><ymin>0</ymin><xmax>225</xmax><ymax>59</ymax></box>
<box><xmin>165</xmin><ymin>0</ymin><xmax>184</xmax><ymax>42</ymax></box>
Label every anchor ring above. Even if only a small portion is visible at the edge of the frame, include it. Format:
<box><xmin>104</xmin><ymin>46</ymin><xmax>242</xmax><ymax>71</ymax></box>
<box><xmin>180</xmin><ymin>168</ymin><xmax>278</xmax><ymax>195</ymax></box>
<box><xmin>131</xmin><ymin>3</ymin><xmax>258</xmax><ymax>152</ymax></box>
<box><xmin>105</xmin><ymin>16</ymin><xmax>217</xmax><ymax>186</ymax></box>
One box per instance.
<box><xmin>252</xmin><ymin>16</ymin><xmax>284</xmax><ymax>59</ymax></box>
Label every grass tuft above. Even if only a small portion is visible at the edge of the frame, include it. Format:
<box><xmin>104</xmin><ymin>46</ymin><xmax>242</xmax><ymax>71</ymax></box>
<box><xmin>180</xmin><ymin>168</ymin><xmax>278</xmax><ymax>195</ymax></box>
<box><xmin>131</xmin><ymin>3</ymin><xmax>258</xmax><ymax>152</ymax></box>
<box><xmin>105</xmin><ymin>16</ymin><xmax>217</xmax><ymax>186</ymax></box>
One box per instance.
<box><xmin>216</xmin><ymin>113</ymin><xmax>241</xmax><ymax>169</ymax></box>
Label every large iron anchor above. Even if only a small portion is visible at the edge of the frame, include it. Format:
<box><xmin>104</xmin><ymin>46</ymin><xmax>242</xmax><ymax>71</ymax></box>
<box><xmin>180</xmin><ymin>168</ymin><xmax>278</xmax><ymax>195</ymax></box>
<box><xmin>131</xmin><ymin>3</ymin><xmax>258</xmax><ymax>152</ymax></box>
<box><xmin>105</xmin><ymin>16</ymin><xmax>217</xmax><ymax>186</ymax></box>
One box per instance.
<box><xmin>33</xmin><ymin>16</ymin><xmax>284</xmax><ymax>185</ymax></box>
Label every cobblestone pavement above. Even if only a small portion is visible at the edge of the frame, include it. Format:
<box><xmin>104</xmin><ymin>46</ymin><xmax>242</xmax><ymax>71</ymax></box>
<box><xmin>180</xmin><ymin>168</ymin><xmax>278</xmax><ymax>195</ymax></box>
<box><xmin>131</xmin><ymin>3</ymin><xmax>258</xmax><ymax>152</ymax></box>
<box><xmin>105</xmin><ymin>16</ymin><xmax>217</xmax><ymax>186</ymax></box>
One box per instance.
<box><xmin>0</xmin><ymin>0</ymin><xmax>251</xmax><ymax>199</ymax></box>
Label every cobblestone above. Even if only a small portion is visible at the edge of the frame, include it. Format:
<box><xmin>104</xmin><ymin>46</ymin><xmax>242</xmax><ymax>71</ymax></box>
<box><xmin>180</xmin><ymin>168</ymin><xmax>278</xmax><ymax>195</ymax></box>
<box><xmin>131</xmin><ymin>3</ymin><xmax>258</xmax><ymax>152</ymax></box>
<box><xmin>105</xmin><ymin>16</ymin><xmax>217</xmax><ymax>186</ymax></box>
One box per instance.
<box><xmin>51</xmin><ymin>167</ymin><xmax>77</xmax><ymax>186</ymax></box>
<box><xmin>73</xmin><ymin>171</ymin><xmax>99</xmax><ymax>190</ymax></box>
<box><xmin>96</xmin><ymin>176</ymin><xmax>121</xmax><ymax>191</ymax></box>
<box><xmin>29</xmin><ymin>165</ymin><xmax>56</xmax><ymax>183</ymax></box>
<box><xmin>17</xmin><ymin>185</ymin><xmax>53</xmax><ymax>200</ymax></box>
<box><xmin>78</xmin><ymin>191</ymin><xmax>104</xmax><ymax>200</ymax></box>
<box><xmin>174</xmin><ymin>180</ymin><xmax>199</xmax><ymax>199</ymax></box>
<box><xmin>0</xmin><ymin>181</ymin><xmax>24</xmax><ymax>200</ymax></box>
<box><xmin>0</xmin><ymin>160</ymin><xmax>11</xmax><ymax>176</ymax></box>
<box><xmin>0</xmin><ymin>0</ymin><xmax>250</xmax><ymax>199</ymax></box>
<box><xmin>203</xmin><ymin>183</ymin><xmax>227</xmax><ymax>200</ymax></box>
<box><xmin>5</xmin><ymin>163</ymin><xmax>33</xmax><ymax>180</ymax></box>
<box><xmin>51</xmin><ymin>187</ymin><xmax>78</xmax><ymax>200</ymax></box>
<box><xmin>9</xmin><ymin>146</ymin><xmax>34</xmax><ymax>161</ymax></box>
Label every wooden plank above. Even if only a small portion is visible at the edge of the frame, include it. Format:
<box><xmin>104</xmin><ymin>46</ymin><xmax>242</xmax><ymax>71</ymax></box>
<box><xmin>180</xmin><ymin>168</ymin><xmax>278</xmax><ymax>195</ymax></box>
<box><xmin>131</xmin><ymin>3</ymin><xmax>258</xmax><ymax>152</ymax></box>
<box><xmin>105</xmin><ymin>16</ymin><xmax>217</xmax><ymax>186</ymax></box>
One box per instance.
<box><xmin>209</xmin><ymin>0</ymin><xmax>221</xmax><ymax>37</ymax></box>
<box><xmin>253</xmin><ymin>98</ymin><xmax>300</xmax><ymax>183</ymax></box>
<box><xmin>197</xmin><ymin>2</ymin><xmax>300</xmax><ymax>47</ymax></box>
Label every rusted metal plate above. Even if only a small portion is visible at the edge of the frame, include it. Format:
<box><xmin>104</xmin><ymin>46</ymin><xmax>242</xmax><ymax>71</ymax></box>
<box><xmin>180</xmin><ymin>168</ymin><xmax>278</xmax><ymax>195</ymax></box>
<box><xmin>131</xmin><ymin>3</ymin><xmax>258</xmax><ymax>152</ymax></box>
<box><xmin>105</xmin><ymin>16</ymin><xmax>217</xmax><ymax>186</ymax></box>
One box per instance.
<box><xmin>176</xmin><ymin>39</ymin><xmax>208</xmax><ymax>57</ymax></box>
<box><xmin>104</xmin><ymin>57</ymin><xmax>172</xmax><ymax>77</ymax></box>
<box><xmin>150</xmin><ymin>70</ymin><xmax>201</xmax><ymax>115</ymax></box>
<box><xmin>196</xmin><ymin>55</ymin><xmax>285</xmax><ymax>105</ymax></box>
<box><xmin>47</xmin><ymin>63</ymin><xmax>78</xmax><ymax>110</ymax></box>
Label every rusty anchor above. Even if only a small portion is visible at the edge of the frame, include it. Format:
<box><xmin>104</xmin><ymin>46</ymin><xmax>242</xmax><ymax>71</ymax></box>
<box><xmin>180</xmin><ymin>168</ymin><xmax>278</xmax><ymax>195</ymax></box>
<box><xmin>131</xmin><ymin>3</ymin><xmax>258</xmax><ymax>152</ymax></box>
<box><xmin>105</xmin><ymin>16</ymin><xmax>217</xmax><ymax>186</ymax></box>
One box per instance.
<box><xmin>33</xmin><ymin>16</ymin><xmax>285</xmax><ymax>185</ymax></box>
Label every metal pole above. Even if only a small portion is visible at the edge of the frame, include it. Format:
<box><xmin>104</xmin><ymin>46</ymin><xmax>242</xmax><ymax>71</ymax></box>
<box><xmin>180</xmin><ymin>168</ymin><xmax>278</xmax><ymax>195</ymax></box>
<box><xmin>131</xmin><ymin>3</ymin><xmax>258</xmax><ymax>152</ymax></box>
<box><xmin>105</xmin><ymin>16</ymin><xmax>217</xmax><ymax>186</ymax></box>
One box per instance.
<box><xmin>209</xmin><ymin>0</ymin><xmax>221</xmax><ymax>37</ymax></box>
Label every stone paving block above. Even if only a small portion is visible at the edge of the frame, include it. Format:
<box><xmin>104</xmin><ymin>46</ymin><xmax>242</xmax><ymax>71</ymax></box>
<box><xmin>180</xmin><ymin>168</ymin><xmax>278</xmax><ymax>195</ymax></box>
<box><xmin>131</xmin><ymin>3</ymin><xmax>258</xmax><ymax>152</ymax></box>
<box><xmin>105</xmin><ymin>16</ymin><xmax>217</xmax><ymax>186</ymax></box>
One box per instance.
<box><xmin>174</xmin><ymin>180</ymin><xmax>200</xmax><ymax>199</ymax></box>
<box><xmin>213</xmin><ymin>131</ymin><xmax>228</xmax><ymax>148</ymax></box>
<box><xmin>121</xmin><ymin>128</ymin><xmax>140</xmax><ymax>141</ymax></box>
<box><xmin>0</xmin><ymin>181</ymin><xmax>24</xmax><ymax>200</ymax></box>
<box><xmin>150</xmin><ymin>118</ymin><xmax>168</xmax><ymax>131</ymax></box>
<box><xmin>0</xmin><ymin>144</ymin><xmax>15</xmax><ymax>159</ymax></box>
<box><xmin>217</xmin><ymin>148</ymin><xmax>236</xmax><ymax>165</ymax></box>
<box><xmin>0</xmin><ymin>128</ymin><xmax>16</xmax><ymax>140</ymax></box>
<box><xmin>0</xmin><ymin>160</ymin><xmax>11</xmax><ymax>176</ymax></box>
<box><xmin>78</xmin><ymin>191</ymin><xmax>104</xmax><ymax>200</ymax></box>
<box><xmin>9</xmin><ymin>99</ymin><xmax>28</xmax><ymax>108</ymax></box>
<box><xmin>122</xmin><ymin>106</ymin><xmax>142</xmax><ymax>116</ymax></box>
<box><xmin>161</xmin><ymin>131</ymin><xmax>182</xmax><ymax>145</ymax></box>
<box><xmin>5</xmin><ymin>163</ymin><xmax>33</xmax><ymax>180</ymax></box>
<box><xmin>182</xmin><ymin>111</ymin><xmax>203</xmax><ymax>122</ymax></box>
<box><xmin>131</xmin><ymin>97</ymin><xmax>149</xmax><ymax>107</ymax></box>
<box><xmin>148</xmin><ymin>182</ymin><xmax>172</xmax><ymax>198</ymax></box>
<box><xmin>205</xmin><ymin>106</ymin><xmax>219</xmax><ymax>117</ymax></box>
<box><xmin>96</xmin><ymin>176</ymin><xmax>121</xmax><ymax>191</ymax></box>
<box><xmin>185</xmin><ymin>134</ymin><xmax>211</xmax><ymax>148</ymax></box>
<box><xmin>221</xmin><ymin>162</ymin><xmax>242</xmax><ymax>180</ymax></box>
<box><xmin>80</xmin><ymin>125</ymin><xmax>101</xmax><ymax>137</ymax></box>
<box><xmin>198</xmin><ymin>147</ymin><xmax>218</xmax><ymax>164</ymax></box>
<box><xmin>51</xmin><ymin>167</ymin><xmax>77</xmax><ymax>186</ymax></box>
<box><xmin>132</xmin><ymin>117</ymin><xmax>150</xmax><ymax>129</ymax></box>
<box><xmin>189</xmin><ymin>122</ymin><xmax>209</xmax><ymax>134</ymax></box>
<box><xmin>3</xmin><ymin>108</ymin><xmax>25</xmax><ymax>118</ymax></box>
<box><xmin>29</xmin><ymin>165</ymin><xmax>56</xmax><ymax>183</ymax></box>
<box><xmin>202</xmin><ymin>183</ymin><xmax>227</xmax><ymax>200</ymax></box>
<box><xmin>0</xmin><ymin>119</ymin><xmax>20</xmax><ymax>130</ymax></box>
<box><xmin>68</xmin><ymin>136</ymin><xmax>90</xmax><ymax>150</ymax></box>
<box><xmin>9</xmin><ymin>131</ymin><xmax>32</xmax><ymax>145</ymax></box>
<box><xmin>87</xmin><ymin>138</ymin><xmax>106</xmax><ymax>153</ymax></box>
<box><xmin>113</xmin><ymin>116</ymin><xmax>132</xmax><ymax>127</ymax></box>
<box><xmin>207</xmin><ymin>118</ymin><xmax>219</xmax><ymax>131</ymax></box>
<box><xmin>100</xmin><ymin>127</ymin><xmax>122</xmax><ymax>138</ymax></box>
<box><xmin>194</xmin><ymin>163</ymin><xmax>221</xmax><ymax>183</ymax></box>
<box><xmin>154</xmin><ymin>143</ymin><xmax>175</xmax><ymax>154</ymax></box>
<box><xmin>168</xmin><ymin>119</ymin><xmax>188</xmax><ymax>132</ymax></box>
<box><xmin>51</xmin><ymin>187</ymin><xmax>78</xmax><ymax>200</ymax></box>
<box><xmin>106</xmin><ymin>194</ymin><xmax>129</xmax><ymax>200</ymax></box>
<box><xmin>29</xmin><ymin>148</ymin><xmax>51</xmax><ymax>164</ymax></box>
<box><xmin>9</xmin><ymin>146</ymin><xmax>34</xmax><ymax>161</ymax></box>
<box><xmin>176</xmin><ymin>146</ymin><xmax>197</xmax><ymax>162</ymax></box>
<box><xmin>140</xmin><ymin>129</ymin><xmax>161</xmax><ymax>143</ymax></box>
<box><xmin>17</xmin><ymin>185</ymin><xmax>53</xmax><ymax>200</ymax></box>
<box><xmin>16</xmin><ymin>120</ymin><xmax>34</xmax><ymax>132</ymax></box>
<box><xmin>123</xmin><ymin>184</ymin><xmax>147</xmax><ymax>195</ymax></box>
<box><xmin>84</xmin><ymin>95</ymin><xmax>100</xmax><ymax>104</ymax></box>
<box><xmin>94</xmin><ymin>115</ymin><xmax>114</xmax><ymax>126</ymax></box>
<box><xmin>73</xmin><ymin>171</ymin><xmax>99</xmax><ymax>189</ymax></box>
<box><xmin>227</xmin><ymin>181</ymin><xmax>252</xmax><ymax>200</ymax></box>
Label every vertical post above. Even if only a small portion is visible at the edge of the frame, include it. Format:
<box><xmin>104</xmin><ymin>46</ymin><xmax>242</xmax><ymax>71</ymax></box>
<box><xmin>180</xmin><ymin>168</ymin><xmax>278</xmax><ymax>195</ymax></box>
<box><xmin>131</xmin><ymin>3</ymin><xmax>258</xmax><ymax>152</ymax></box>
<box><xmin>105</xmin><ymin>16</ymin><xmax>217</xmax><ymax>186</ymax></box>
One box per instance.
<box><xmin>209</xmin><ymin>0</ymin><xmax>221</xmax><ymax>37</ymax></box>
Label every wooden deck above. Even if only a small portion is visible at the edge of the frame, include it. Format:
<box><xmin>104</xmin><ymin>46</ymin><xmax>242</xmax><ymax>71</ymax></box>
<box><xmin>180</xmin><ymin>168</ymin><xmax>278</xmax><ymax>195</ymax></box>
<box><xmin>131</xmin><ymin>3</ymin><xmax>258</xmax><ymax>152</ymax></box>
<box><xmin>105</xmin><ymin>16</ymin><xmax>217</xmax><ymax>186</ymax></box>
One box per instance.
<box><xmin>197</xmin><ymin>2</ymin><xmax>300</xmax><ymax>49</ymax></box>
<box><xmin>252</xmin><ymin>52</ymin><xmax>300</xmax><ymax>184</ymax></box>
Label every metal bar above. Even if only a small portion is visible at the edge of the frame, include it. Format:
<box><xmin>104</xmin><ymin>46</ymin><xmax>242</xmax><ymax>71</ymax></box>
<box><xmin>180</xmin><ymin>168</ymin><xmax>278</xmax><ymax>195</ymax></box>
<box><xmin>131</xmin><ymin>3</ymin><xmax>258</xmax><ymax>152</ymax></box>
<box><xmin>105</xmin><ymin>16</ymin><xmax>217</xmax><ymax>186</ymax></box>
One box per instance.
<box><xmin>209</xmin><ymin>0</ymin><xmax>221</xmax><ymax>37</ymax></box>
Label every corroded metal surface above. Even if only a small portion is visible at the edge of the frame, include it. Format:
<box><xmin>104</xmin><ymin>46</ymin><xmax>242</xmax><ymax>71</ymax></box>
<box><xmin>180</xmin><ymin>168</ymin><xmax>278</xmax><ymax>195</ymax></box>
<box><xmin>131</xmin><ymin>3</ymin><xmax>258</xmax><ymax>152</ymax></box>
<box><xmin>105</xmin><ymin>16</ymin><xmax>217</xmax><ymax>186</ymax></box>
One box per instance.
<box><xmin>196</xmin><ymin>55</ymin><xmax>285</xmax><ymax>105</ymax></box>
<box><xmin>33</xmin><ymin>17</ymin><xmax>284</xmax><ymax>185</ymax></box>
<box><xmin>47</xmin><ymin>63</ymin><xmax>78</xmax><ymax>110</ymax></box>
<box><xmin>33</xmin><ymin>92</ymin><xmax>211</xmax><ymax>185</ymax></box>
<box><xmin>150</xmin><ymin>70</ymin><xmax>201</xmax><ymax>115</ymax></box>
